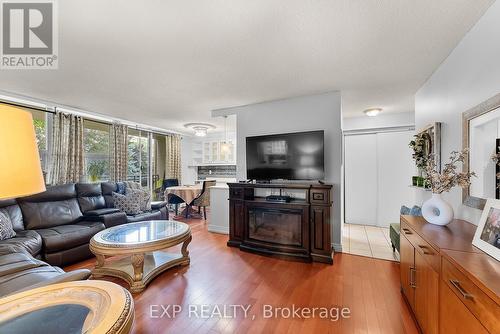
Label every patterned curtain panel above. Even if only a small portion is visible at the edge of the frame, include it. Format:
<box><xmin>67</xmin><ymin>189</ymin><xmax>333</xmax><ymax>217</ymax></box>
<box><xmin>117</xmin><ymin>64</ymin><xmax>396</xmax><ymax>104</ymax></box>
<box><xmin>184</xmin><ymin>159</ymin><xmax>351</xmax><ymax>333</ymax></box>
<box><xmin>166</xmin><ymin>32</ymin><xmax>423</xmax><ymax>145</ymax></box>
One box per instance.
<box><xmin>110</xmin><ymin>123</ymin><xmax>128</xmax><ymax>182</ymax></box>
<box><xmin>47</xmin><ymin>111</ymin><xmax>84</xmax><ymax>185</ymax></box>
<box><xmin>165</xmin><ymin>134</ymin><xmax>181</xmax><ymax>182</ymax></box>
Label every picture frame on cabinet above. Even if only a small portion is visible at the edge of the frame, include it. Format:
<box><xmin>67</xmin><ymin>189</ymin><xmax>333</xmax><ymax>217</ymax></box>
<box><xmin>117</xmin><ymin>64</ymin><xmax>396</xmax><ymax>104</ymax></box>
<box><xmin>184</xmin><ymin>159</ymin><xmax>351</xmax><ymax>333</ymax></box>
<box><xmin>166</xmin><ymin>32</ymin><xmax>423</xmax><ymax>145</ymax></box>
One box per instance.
<box><xmin>473</xmin><ymin>198</ymin><xmax>500</xmax><ymax>261</ymax></box>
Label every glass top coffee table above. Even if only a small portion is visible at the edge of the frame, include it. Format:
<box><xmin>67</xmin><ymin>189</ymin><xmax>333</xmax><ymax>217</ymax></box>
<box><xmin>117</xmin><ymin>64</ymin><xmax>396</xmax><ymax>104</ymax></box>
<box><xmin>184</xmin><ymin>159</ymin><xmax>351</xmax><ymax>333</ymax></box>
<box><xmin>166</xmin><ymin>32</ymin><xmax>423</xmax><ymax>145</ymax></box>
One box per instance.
<box><xmin>90</xmin><ymin>220</ymin><xmax>192</xmax><ymax>293</ymax></box>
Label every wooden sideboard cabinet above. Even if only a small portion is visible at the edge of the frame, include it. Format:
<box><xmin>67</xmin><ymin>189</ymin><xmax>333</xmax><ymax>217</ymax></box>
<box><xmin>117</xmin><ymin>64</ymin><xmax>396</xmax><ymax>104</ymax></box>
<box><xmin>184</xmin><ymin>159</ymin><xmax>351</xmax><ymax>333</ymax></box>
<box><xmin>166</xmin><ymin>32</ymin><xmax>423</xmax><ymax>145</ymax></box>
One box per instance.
<box><xmin>400</xmin><ymin>215</ymin><xmax>499</xmax><ymax>334</ymax></box>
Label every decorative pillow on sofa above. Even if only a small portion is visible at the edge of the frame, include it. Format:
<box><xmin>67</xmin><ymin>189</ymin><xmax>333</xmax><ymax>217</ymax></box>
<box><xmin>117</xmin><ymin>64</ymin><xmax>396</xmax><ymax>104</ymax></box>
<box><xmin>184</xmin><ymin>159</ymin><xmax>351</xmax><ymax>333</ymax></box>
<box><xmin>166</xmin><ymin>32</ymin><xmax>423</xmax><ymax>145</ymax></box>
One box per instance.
<box><xmin>112</xmin><ymin>191</ymin><xmax>142</xmax><ymax>215</ymax></box>
<box><xmin>116</xmin><ymin>182</ymin><xmax>127</xmax><ymax>194</ymax></box>
<box><xmin>126</xmin><ymin>188</ymin><xmax>151</xmax><ymax>212</ymax></box>
<box><xmin>0</xmin><ymin>210</ymin><xmax>16</xmax><ymax>241</ymax></box>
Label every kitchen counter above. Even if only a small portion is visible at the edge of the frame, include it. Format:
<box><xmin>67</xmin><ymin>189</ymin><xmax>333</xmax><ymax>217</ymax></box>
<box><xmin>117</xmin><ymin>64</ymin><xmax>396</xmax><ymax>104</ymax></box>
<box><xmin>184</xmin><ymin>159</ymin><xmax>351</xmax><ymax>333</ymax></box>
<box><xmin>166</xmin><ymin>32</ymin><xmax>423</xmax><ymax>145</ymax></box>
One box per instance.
<box><xmin>208</xmin><ymin>184</ymin><xmax>229</xmax><ymax>234</ymax></box>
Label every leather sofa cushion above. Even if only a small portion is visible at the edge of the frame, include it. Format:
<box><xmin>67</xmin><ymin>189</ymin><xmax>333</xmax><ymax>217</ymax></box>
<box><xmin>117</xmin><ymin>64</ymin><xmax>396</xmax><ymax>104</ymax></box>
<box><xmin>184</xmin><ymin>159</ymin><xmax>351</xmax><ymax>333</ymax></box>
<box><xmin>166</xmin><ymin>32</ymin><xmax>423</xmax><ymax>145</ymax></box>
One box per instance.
<box><xmin>0</xmin><ymin>252</ymin><xmax>46</xmax><ymax>277</ymax></box>
<box><xmin>76</xmin><ymin>183</ymin><xmax>106</xmax><ymax>213</ymax></box>
<box><xmin>35</xmin><ymin>221</ymin><xmax>105</xmax><ymax>253</ymax></box>
<box><xmin>21</xmin><ymin>184</ymin><xmax>77</xmax><ymax>202</ymax></box>
<box><xmin>101</xmin><ymin>182</ymin><xmax>118</xmax><ymax>208</ymax></box>
<box><xmin>151</xmin><ymin>201</ymin><xmax>167</xmax><ymax>210</ymax></box>
<box><xmin>19</xmin><ymin>199</ymin><xmax>83</xmax><ymax>230</ymax></box>
<box><xmin>126</xmin><ymin>210</ymin><xmax>162</xmax><ymax>223</ymax></box>
<box><xmin>0</xmin><ymin>201</ymin><xmax>24</xmax><ymax>231</ymax></box>
<box><xmin>0</xmin><ymin>199</ymin><xmax>17</xmax><ymax>208</ymax></box>
<box><xmin>84</xmin><ymin>208</ymin><xmax>120</xmax><ymax>216</ymax></box>
<box><xmin>0</xmin><ymin>266</ymin><xmax>65</xmax><ymax>297</ymax></box>
<box><xmin>0</xmin><ymin>230</ymin><xmax>42</xmax><ymax>257</ymax></box>
<box><xmin>18</xmin><ymin>184</ymin><xmax>82</xmax><ymax>229</ymax></box>
<box><xmin>44</xmin><ymin>243</ymin><xmax>93</xmax><ymax>267</ymax></box>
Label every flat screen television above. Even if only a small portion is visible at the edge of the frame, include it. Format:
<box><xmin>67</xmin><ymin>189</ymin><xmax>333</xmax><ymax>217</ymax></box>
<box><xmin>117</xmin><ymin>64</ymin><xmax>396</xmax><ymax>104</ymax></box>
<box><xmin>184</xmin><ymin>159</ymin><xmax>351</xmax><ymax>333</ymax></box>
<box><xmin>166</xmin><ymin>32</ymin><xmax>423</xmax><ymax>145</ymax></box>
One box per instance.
<box><xmin>246</xmin><ymin>130</ymin><xmax>325</xmax><ymax>181</ymax></box>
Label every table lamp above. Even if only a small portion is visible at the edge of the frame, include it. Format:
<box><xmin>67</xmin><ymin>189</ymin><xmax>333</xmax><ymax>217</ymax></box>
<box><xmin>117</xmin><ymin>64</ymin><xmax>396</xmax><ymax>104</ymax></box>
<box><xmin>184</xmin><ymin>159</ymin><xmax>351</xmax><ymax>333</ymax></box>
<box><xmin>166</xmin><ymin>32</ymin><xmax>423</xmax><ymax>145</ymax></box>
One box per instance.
<box><xmin>0</xmin><ymin>104</ymin><xmax>46</xmax><ymax>200</ymax></box>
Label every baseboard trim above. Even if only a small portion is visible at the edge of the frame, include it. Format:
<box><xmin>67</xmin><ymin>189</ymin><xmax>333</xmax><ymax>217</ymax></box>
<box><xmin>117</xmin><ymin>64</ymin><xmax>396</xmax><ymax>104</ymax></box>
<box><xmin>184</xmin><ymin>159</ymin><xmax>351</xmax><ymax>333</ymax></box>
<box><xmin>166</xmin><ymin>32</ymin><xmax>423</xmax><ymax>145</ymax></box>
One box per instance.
<box><xmin>332</xmin><ymin>243</ymin><xmax>343</xmax><ymax>253</ymax></box>
<box><xmin>208</xmin><ymin>225</ymin><xmax>229</xmax><ymax>235</ymax></box>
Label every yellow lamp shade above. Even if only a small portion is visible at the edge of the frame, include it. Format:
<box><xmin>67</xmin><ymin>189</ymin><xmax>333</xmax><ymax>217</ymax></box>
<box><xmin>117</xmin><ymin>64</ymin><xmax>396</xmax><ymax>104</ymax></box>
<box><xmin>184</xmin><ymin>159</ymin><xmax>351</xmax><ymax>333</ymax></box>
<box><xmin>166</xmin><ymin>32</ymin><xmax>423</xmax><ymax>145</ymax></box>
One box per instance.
<box><xmin>0</xmin><ymin>105</ymin><xmax>46</xmax><ymax>200</ymax></box>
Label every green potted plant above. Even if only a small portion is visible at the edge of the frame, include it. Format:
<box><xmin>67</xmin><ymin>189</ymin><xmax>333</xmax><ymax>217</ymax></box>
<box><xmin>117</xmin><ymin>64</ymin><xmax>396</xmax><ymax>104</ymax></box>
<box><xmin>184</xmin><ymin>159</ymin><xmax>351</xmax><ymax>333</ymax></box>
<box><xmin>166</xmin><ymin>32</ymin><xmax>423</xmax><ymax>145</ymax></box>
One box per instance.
<box><xmin>87</xmin><ymin>160</ymin><xmax>108</xmax><ymax>183</ymax></box>
<box><xmin>409</xmin><ymin>133</ymin><xmax>428</xmax><ymax>187</ymax></box>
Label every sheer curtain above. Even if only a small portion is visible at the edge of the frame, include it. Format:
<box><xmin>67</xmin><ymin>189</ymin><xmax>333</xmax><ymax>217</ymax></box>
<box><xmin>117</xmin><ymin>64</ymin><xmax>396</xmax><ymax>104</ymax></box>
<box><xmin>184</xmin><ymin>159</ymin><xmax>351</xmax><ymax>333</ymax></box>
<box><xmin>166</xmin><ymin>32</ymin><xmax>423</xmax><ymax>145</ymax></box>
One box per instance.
<box><xmin>166</xmin><ymin>134</ymin><xmax>181</xmax><ymax>182</ymax></box>
<box><xmin>47</xmin><ymin>110</ymin><xmax>84</xmax><ymax>185</ymax></box>
<box><xmin>110</xmin><ymin>123</ymin><xmax>128</xmax><ymax>181</ymax></box>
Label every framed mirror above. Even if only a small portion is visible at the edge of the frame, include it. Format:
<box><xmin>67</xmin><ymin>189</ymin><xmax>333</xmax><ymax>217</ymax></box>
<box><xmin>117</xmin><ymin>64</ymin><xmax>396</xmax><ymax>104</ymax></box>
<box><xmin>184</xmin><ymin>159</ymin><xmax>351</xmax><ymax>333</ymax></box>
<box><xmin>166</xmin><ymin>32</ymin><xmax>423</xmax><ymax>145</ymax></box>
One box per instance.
<box><xmin>463</xmin><ymin>92</ymin><xmax>500</xmax><ymax>209</ymax></box>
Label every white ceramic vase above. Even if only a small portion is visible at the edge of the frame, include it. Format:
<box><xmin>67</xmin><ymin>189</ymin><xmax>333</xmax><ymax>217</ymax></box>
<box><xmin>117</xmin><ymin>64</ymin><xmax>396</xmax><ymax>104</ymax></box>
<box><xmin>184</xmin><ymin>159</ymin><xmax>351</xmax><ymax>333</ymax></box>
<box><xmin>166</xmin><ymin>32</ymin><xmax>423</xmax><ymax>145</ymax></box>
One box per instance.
<box><xmin>422</xmin><ymin>193</ymin><xmax>454</xmax><ymax>226</ymax></box>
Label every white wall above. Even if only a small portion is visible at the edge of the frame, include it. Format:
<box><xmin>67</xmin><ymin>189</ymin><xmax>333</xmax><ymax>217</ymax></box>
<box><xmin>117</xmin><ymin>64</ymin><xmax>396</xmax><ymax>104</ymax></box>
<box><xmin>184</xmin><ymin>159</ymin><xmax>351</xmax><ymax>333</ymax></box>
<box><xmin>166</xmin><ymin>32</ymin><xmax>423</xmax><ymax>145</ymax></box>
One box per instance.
<box><xmin>415</xmin><ymin>0</ymin><xmax>500</xmax><ymax>225</ymax></box>
<box><xmin>181</xmin><ymin>136</ymin><xmax>197</xmax><ymax>185</ymax></box>
<box><xmin>222</xmin><ymin>92</ymin><xmax>343</xmax><ymax>249</ymax></box>
<box><xmin>343</xmin><ymin>111</ymin><xmax>415</xmax><ymax>131</ymax></box>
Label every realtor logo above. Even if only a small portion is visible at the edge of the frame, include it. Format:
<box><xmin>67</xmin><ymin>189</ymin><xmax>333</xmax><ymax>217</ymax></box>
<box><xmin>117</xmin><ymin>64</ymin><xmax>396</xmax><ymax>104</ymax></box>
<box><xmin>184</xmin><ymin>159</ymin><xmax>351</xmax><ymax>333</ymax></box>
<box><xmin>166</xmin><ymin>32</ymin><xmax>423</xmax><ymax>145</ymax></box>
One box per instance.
<box><xmin>1</xmin><ymin>0</ymin><xmax>58</xmax><ymax>69</ymax></box>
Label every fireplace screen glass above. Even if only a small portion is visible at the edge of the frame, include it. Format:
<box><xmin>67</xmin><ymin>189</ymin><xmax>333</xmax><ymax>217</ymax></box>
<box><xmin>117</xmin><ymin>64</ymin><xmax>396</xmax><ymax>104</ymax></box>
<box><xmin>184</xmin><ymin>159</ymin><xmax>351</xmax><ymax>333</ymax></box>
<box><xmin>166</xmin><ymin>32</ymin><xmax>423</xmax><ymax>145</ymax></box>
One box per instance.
<box><xmin>248</xmin><ymin>208</ymin><xmax>302</xmax><ymax>246</ymax></box>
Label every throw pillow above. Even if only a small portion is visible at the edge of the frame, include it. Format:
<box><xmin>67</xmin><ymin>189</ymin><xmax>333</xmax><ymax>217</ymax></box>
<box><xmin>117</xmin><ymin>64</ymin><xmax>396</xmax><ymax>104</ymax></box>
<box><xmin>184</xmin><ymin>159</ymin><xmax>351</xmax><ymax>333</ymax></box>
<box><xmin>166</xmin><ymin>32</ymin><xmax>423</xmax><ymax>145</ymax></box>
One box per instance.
<box><xmin>112</xmin><ymin>191</ymin><xmax>142</xmax><ymax>215</ymax></box>
<box><xmin>400</xmin><ymin>206</ymin><xmax>411</xmax><ymax>215</ymax></box>
<box><xmin>410</xmin><ymin>205</ymin><xmax>422</xmax><ymax>216</ymax></box>
<box><xmin>0</xmin><ymin>210</ymin><xmax>16</xmax><ymax>241</ymax></box>
<box><xmin>127</xmin><ymin>188</ymin><xmax>151</xmax><ymax>212</ymax></box>
<box><xmin>116</xmin><ymin>182</ymin><xmax>127</xmax><ymax>194</ymax></box>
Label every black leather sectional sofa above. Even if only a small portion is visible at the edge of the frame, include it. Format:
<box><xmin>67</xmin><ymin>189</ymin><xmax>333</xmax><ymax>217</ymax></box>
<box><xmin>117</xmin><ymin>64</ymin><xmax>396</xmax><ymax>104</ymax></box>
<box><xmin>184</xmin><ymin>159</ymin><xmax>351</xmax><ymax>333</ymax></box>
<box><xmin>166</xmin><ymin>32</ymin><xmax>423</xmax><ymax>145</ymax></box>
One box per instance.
<box><xmin>0</xmin><ymin>182</ymin><xmax>168</xmax><ymax>267</ymax></box>
<box><xmin>0</xmin><ymin>244</ymin><xmax>91</xmax><ymax>298</ymax></box>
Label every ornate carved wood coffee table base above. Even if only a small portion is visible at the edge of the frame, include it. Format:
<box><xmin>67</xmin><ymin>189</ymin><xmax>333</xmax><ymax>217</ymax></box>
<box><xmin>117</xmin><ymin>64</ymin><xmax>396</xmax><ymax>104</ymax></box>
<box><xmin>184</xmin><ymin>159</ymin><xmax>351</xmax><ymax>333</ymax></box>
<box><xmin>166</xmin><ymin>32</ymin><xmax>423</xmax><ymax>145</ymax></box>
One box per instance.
<box><xmin>0</xmin><ymin>281</ymin><xmax>134</xmax><ymax>334</ymax></box>
<box><xmin>90</xmin><ymin>221</ymin><xmax>192</xmax><ymax>293</ymax></box>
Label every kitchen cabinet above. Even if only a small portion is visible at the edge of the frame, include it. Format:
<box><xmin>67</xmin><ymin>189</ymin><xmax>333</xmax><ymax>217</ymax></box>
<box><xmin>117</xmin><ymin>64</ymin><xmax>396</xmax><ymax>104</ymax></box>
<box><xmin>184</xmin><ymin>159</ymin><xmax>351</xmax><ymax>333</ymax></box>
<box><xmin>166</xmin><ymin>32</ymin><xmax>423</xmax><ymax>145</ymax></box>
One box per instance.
<box><xmin>202</xmin><ymin>140</ymin><xmax>235</xmax><ymax>164</ymax></box>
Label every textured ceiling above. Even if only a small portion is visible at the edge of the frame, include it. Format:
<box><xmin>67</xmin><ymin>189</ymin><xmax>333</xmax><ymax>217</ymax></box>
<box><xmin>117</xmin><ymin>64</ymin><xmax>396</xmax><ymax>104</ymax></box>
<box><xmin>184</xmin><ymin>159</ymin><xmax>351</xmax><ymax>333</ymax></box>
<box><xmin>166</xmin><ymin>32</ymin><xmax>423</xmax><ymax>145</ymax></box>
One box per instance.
<box><xmin>0</xmin><ymin>0</ymin><xmax>494</xmax><ymax>133</ymax></box>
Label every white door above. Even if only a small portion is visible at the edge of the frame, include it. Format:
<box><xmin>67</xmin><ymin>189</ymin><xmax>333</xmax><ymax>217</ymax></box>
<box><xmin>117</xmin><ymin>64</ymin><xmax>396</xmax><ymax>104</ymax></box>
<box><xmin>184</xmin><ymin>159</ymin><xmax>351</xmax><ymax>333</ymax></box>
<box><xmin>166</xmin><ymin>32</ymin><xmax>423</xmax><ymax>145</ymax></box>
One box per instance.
<box><xmin>376</xmin><ymin>131</ymin><xmax>415</xmax><ymax>227</ymax></box>
<box><xmin>344</xmin><ymin>133</ymin><xmax>378</xmax><ymax>225</ymax></box>
<box><xmin>344</xmin><ymin>130</ymin><xmax>414</xmax><ymax>227</ymax></box>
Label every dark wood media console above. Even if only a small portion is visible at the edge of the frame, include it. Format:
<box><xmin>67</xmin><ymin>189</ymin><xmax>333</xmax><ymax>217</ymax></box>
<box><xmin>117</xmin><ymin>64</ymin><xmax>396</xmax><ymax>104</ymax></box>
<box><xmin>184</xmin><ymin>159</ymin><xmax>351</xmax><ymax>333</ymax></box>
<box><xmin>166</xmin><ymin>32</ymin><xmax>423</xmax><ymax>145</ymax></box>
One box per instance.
<box><xmin>227</xmin><ymin>183</ymin><xmax>333</xmax><ymax>264</ymax></box>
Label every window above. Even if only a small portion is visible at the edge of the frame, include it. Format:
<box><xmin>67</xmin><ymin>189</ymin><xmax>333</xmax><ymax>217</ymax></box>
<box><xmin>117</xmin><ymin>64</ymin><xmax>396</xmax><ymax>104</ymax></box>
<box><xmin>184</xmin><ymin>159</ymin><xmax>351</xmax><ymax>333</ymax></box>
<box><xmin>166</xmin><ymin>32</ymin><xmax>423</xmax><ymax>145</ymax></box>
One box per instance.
<box><xmin>152</xmin><ymin>134</ymin><xmax>166</xmax><ymax>200</ymax></box>
<box><xmin>7</xmin><ymin>105</ymin><xmax>52</xmax><ymax>180</ymax></box>
<box><xmin>30</xmin><ymin>109</ymin><xmax>49</xmax><ymax>172</ymax></box>
<box><xmin>83</xmin><ymin>120</ymin><xmax>110</xmax><ymax>182</ymax></box>
<box><xmin>127</xmin><ymin>129</ymin><xmax>151</xmax><ymax>190</ymax></box>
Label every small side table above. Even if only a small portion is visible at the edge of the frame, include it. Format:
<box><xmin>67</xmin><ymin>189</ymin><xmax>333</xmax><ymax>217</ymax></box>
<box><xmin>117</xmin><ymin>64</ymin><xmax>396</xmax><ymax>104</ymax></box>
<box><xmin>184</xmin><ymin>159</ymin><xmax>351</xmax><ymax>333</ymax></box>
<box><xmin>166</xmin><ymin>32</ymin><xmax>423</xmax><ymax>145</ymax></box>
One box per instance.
<box><xmin>0</xmin><ymin>280</ymin><xmax>134</xmax><ymax>334</ymax></box>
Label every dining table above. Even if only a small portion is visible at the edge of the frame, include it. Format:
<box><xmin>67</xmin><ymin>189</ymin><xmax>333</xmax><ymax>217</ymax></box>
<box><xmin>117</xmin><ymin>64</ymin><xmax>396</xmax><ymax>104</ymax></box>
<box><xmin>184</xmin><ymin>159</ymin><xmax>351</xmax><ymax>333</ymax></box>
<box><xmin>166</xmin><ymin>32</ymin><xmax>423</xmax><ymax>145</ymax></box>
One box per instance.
<box><xmin>164</xmin><ymin>184</ymin><xmax>203</xmax><ymax>218</ymax></box>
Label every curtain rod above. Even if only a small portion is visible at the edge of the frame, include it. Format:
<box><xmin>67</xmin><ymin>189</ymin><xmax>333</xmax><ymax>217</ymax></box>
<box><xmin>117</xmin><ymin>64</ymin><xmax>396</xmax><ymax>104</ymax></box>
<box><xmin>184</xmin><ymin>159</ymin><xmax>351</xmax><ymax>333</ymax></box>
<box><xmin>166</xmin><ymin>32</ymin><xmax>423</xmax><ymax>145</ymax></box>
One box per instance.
<box><xmin>0</xmin><ymin>96</ymin><xmax>182</xmax><ymax>138</ymax></box>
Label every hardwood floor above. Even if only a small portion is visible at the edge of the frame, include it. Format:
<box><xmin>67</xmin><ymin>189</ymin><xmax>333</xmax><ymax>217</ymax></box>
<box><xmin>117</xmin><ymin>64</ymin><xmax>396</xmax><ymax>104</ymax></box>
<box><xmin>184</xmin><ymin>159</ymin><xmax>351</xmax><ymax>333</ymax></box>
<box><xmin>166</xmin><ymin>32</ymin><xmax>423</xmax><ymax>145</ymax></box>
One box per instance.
<box><xmin>65</xmin><ymin>217</ymin><xmax>419</xmax><ymax>334</ymax></box>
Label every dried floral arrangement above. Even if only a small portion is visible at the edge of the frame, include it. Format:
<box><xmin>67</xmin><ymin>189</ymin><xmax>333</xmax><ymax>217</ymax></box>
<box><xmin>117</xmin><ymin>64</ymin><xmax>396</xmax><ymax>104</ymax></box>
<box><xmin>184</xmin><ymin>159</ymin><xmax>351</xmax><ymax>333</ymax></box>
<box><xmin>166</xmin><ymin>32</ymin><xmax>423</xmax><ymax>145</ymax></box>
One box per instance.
<box><xmin>491</xmin><ymin>147</ymin><xmax>500</xmax><ymax>189</ymax></box>
<box><xmin>425</xmin><ymin>149</ymin><xmax>476</xmax><ymax>194</ymax></box>
<box><xmin>409</xmin><ymin>133</ymin><xmax>429</xmax><ymax>169</ymax></box>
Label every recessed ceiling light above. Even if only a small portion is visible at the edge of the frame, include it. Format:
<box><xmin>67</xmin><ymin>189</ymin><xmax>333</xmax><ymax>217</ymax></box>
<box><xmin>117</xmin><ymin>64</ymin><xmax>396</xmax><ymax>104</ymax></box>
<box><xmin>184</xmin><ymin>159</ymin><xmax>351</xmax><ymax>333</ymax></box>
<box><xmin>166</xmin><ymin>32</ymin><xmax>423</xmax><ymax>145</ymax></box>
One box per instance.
<box><xmin>364</xmin><ymin>108</ymin><xmax>382</xmax><ymax>117</ymax></box>
<box><xmin>184</xmin><ymin>123</ymin><xmax>216</xmax><ymax>137</ymax></box>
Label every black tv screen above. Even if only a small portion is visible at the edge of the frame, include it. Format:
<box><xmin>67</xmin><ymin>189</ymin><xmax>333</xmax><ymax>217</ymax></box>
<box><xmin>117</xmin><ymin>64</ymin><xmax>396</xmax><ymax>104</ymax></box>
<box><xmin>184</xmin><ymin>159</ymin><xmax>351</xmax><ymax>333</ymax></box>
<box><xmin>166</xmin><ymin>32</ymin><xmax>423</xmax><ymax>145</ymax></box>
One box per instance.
<box><xmin>246</xmin><ymin>130</ymin><xmax>325</xmax><ymax>181</ymax></box>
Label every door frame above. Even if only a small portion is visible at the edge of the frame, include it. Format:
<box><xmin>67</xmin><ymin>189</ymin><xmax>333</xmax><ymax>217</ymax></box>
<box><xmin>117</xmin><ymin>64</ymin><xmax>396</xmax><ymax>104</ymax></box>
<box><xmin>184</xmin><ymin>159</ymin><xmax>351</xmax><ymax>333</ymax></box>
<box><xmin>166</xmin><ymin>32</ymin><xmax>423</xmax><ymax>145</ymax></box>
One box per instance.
<box><xmin>342</xmin><ymin>126</ymin><xmax>415</xmax><ymax>231</ymax></box>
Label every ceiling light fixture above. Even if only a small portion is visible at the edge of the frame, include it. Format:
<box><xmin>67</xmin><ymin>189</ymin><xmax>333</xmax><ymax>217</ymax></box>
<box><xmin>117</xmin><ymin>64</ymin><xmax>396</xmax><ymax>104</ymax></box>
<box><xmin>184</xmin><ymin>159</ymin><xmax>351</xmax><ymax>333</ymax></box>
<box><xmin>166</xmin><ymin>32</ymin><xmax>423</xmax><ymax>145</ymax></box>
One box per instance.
<box><xmin>184</xmin><ymin>123</ymin><xmax>216</xmax><ymax>137</ymax></box>
<box><xmin>220</xmin><ymin>116</ymin><xmax>231</xmax><ymax>153</ymax></box>
<box><xmin>364</xmin><ymin>108</ymin><xmax>382</xmax><ymax>117</ymax></box>
<box><xmin>194</xmin><ymin>126</ymin><xmax>208</xmax><ymax>137</ymax></box>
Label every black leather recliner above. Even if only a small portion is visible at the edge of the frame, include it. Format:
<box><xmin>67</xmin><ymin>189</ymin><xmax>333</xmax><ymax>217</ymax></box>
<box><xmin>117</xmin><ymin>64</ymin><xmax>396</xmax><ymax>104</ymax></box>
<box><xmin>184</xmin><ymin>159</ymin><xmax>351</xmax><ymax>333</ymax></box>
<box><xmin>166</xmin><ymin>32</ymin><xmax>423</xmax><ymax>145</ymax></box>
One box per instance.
<box><xmin>17</xmin><ymin>184</ymin><xmax>107</xmax><ymax>266</ymax></box>
<box><xmin>0</xmin><ymin>199</ymin><xmax>43</xmax><ymax>258</ymax></box>
<box><xmin>0</xmin><ymin>244</ymin><xmax>91</xmax><ymax>298</ymax></box>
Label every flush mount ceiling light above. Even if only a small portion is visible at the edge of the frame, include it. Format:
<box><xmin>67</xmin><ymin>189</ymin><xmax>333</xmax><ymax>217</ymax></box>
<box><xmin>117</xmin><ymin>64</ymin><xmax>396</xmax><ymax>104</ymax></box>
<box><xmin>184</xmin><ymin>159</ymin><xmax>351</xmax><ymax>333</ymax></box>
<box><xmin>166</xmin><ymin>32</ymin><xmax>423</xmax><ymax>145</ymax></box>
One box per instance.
<box><xmin>364</xmin><ymin>108</ymin><xmax>382</xmax><ymax>117</ymax></box>
<box><xmin>184</xmin><ymin>123</ymin><xmax>216</xmax><ymax>137</ymax></box>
